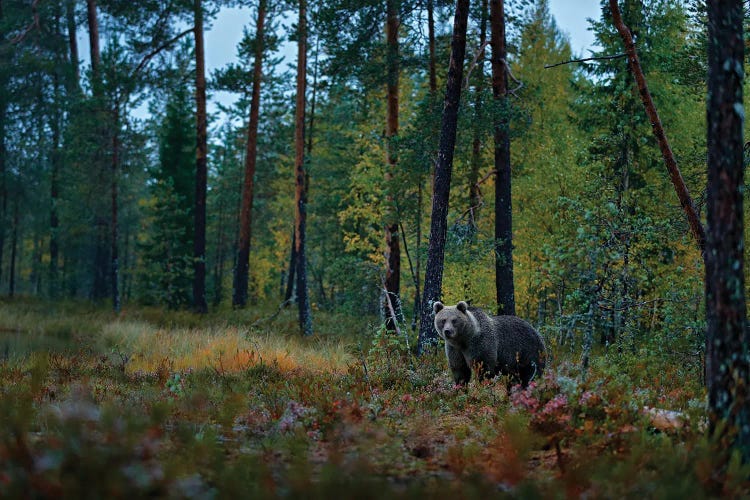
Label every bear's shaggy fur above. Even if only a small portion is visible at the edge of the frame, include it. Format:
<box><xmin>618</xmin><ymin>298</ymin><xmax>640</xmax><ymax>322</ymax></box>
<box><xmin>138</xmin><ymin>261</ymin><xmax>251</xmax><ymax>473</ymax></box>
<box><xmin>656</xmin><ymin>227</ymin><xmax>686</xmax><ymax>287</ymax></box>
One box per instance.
<box><xmin>433</xmin><ymin>301</ymin><xmax>546</xmax><ymax>386</ymax></box>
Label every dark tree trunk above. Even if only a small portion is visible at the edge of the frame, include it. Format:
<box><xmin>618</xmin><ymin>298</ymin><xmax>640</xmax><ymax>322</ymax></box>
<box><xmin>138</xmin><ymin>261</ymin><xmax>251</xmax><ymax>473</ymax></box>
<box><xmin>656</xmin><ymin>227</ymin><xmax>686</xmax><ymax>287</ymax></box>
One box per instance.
<box><xmin>50</xmin><ymin>75</ymin><xmax>61</xmax><ymax>298</ymax></box>
<box><xmin>383</xmin><ymin>0</ymin><xmax>403</xmax><ymax>330</ymax></box>
<box><xmin>87</xmin><ymin>0</ymin><xmax>108</xmax><ymax>301</ymax></box>
<box><xmin>86</xmin><ymin>0</ymin><xmax>100</xmax><ymax>86</ymax></box>
<box><xmin>705</xmin><ymin>0</ymin><xmax>750</xmax><ymax>468</ymax></box>
<box><xmin>468</xmin><ymin>0</ymin><xmax>487</xmax><ymax>232</ymax></box>
<box><xmin>609</xmin><ymin>0</ymin><xmax>705</xmax><ymax>252</ymax></box>
<box><xmin>66</xmin><ymin>0</ymin><xmax>79</xmax><ymax>88</ymax></box>
<box><xmin>427</xmin><ymin>0</ymin><xmax>437</xmax><ymax>94</ymax></box>
<box><xmin>283</xmin><ymin>230</ymin><xmax>297</xmax><ymax>304</ymax></box>
<box><xmin>0</xmin><ymin>79</ymin><xmax>6</xmax><ymax>287</ymax></box>
<box><xmin>111</xmin><ymin>103</ymin><xmax>120</xmax><ymax>313</ymax></box>
<box><xmin>193</xmin><ymin>0</ymin><xmax>208</xmax><ymax>314</ymax></box>
<box><xmin>233</xmin><ymin>0</ymin><xmax>267</xmax><ymax>308</ymax></box>
<box><xmin>294</xmin><ymin>0</ymin><xmax>312</xmax><ymax>336</ymax></box>
<box><xmin>490</xmin><ymin>0</ymin><xmax>515</xmax><ymax>316</ymax></box>
<box><xmin>9</xmin><ymin>199</ymin><xmax>18</xmax><ymax>297</ymax></box>
<box><xmin>417</xmin><ymin>0</ymin><xmax>471</xmax><ymax>353</ymax></box>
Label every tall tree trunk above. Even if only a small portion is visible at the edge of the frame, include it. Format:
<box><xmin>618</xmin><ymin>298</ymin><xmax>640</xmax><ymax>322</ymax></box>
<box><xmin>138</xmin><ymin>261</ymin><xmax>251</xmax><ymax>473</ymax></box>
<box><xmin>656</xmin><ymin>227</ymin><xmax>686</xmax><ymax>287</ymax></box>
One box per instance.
<box><xmin>50</xmin><ymin>73</ymin><xmax>61</xmax><ymax>299</ymax></box>
<box><xmin>294</xmin><ymin>0</ymin><xmax>312</xmax><ymax>336</ymax></box>
<box><xmin>193</xmin><ymin>0</ymin><xmax>208</xmax><ymax>314</ymax></box>
<box><xmin>0</xmin><ymin>82</ymin><xmax>6</xmax><ymax>288</ymax></box>
<box><xmin>66</xmin><ymin>0</ymin><xmax>80</xmax><ymax>89</ymax></box>
<box><xmin>86</xmin><ymin>0</ymin><xmax>100</xmax><ymax>87</ymax></box>
<box><xmin>283</xmin><ymin>230</ymin><xmax>297</xmax><ymax>304</ymax></box>
<box><xmin>111</xmin><ymin>103</ymin><xmax>120</xmax><ymax>313</ymax></box>
<box><xmin>383</xmin><ymin>0</ymin><xmax>403</xmax><ymax>330</ymax></box>
<box><xmin>233</xmin><ymin>0</ymin><xmax>267</xmax><ymax>308</ymax></box>
<box><xmin>427</xmin><ymin>0</ymin><xmax>437</xmax><ymax>94</ymax></box>
<box><xmin>705</xmin><ymin>0</ymin><xmax>750</xmax><ymax>469</ymax></box>
<box><xmin>417</xmin><ymin>0</ymin><xmax>471</xmax><ymax>353</ymax></box>
<box><xmin>468</xmin><ymin>0</ymin><xmax>487</xmax><ymax>232</ymax></box>
<box><xmin>609</xmin><ymin>0</ymin><xmax>705</xmax><ymax>252</ymax></box>
<box><xmin>9</xmin><ymin>198</ymin><xmax>18</xmax><ymax>297</ymax></box>
<box><xmin>490</xmin><ymin>0</ymin><xmax>515</xmax><ymax>315</ymax></box>
<box><xmin>87</xmin><ymin>0</ymin><xmax>108</xmax><ymax>301</ymax></box>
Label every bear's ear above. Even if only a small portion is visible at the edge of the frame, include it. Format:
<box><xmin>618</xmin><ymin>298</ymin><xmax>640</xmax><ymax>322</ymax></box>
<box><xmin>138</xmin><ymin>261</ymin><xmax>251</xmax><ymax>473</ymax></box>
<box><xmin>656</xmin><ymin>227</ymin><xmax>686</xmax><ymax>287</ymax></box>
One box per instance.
<box><xmin>457</xmin><ymin>301</ymin><xmax>468</xmax><ymax>313</ymax></box>
<box><xmin>433</xmin><ymin>301</ymin><xmax>444</xmax><ymax>314</ymax></box>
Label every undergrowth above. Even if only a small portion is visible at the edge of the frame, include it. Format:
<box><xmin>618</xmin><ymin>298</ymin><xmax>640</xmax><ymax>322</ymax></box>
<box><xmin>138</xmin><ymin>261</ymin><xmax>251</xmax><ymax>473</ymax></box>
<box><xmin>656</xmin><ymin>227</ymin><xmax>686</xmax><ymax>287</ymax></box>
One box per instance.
<box><xmin>0</xmin><ymin>298</ymin><xmax>746</xmax><ymax>498</ymax></box>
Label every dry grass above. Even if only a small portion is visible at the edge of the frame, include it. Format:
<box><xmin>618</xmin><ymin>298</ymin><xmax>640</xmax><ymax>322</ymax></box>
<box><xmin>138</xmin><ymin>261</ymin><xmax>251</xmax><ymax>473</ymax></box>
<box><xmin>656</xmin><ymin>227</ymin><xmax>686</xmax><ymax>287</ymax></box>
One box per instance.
<box><xmin>101</xmin><ymin>320</ymin><xmax>355</xmax><ymax>374</ymax></box>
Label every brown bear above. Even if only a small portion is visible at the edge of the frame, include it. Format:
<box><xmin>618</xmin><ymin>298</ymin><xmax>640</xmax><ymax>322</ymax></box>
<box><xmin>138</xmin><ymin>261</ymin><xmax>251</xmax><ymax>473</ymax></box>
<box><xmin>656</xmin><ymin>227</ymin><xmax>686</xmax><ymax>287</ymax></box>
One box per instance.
<box><xmin>433</xmin><ymin>301</ymin><xmax>546</xmax><ymax>387</ymax></box>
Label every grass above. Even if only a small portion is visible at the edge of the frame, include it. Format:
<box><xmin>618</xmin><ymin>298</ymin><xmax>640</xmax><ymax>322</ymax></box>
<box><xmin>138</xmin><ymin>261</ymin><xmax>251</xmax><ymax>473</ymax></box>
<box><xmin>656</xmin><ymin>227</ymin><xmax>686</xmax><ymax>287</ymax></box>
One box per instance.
<box><xmin>0</xmin><ymin>297</ymin><xmax>748</xmax><ymax>498</ymax></box>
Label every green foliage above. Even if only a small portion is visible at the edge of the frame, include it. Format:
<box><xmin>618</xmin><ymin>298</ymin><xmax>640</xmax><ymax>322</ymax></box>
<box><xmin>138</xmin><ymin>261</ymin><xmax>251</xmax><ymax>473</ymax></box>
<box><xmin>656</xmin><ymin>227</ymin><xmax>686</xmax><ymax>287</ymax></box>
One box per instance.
<box><xmin>137</xmin><ymin>78</ymin><xmax>195</xmax><ymax>308</ymax></box>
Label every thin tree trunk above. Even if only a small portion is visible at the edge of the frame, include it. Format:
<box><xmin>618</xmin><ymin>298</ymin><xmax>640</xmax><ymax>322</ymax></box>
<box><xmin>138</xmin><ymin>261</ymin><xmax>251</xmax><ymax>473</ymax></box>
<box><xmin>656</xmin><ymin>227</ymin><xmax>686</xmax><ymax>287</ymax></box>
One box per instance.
<box><xmin>233</xmin><ymin>0</ymin><xmax>267</xmax><ymax>308</ymax></box>
<box><xmin>384</xmin><ymin>0</ymin><xmax>403</xmax><ymax>330</ymax></box>
<box><xmin>193</xmin><ymin>0</ymin><xmax>208</xmax><ymax>314</ymax></box>
<box><xmin>66</xmin><ymin>0</ymin><xmax>79</xmax><ymax>88</ymax></box>
<box><xmin>0</xmin><ymin>76</ymin><xmax>7</xmax><ymax>288</ymax></box>
<box><xmin>417</xmin><ymin>0</ymin><xmax>471</xmax><ymax>353</ymax></box>
<box><xmin>111</xmin><ymin>103</ymin><xmax>120</xmax><ymax>313</ymax></box>
<box><xmin>86</xmin><ymin>0</ymin><xmax>100</xmax><ymax>87</ymax></box>
<box><xmin>50</xmin><ymin>73</ymin><xmax>61</xmax><ymax>298</ymax></box>
<box><xmin>609</xmin><ymin>0</ymin><xmax>705</xmax><ymax>252</ymax></box>
<box><xmin>9</xmin><ymin>198</ymin><xmax>18</xmax><ymax>297</ymax></box>
<box><xmin>282</xmin><ymin>34</ymin><xmax>319</xmax><ymax>309</ymax></box>
<box><xmin>491</xmin><ymin>0</ymin><xmax>515</xmax><ymax>316</ymax></box>
<box><xmin>284</xmin><ymin>230</ymin><xmax>297</xmax><ymax>304</ymax></box>
<box><xmin>705</xmin><ymin>0</ymin><xmax>750</xmax><ymax>469</ymax></box>
<box><xmin>468</xmin><ymin>0</ymin><xmax>487</xmax><ymax>232</ymax></box>
<box><xmin>86</xmin><ymin>0</ymin><xmax>108</xmax><ymax>301</ymax></box>
<box><xmin>427</xmin><ymin>0</ymin><xmax>437</xmax><ymax>94</ymax></box>
<box><xmin>294</xmin><ymin>0</ymin><xmax>312</xmax><ymax>336</ymax></box>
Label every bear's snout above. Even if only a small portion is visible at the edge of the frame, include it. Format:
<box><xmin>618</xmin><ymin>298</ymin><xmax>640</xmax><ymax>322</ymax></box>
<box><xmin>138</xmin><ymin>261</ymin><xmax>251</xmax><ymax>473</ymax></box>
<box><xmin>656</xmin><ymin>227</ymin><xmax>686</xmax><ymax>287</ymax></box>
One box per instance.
<box><xmin>443</xmin><ymin>327</ymin><xmax>455</xmax><ymax>339</ymax></box>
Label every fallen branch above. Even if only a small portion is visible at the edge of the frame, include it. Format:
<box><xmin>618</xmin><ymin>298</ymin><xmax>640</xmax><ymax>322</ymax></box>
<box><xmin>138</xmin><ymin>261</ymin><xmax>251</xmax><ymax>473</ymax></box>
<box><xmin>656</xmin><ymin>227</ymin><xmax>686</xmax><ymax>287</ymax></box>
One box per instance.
<box><xmin>544</xmin><ymin>53</ymin><xmax>626</xmax><ymax>69</ymax></box>
<box><xmin>249</xmin><ymin>298</ymin><xmax>294</xmax><ymax>328</ymax></box>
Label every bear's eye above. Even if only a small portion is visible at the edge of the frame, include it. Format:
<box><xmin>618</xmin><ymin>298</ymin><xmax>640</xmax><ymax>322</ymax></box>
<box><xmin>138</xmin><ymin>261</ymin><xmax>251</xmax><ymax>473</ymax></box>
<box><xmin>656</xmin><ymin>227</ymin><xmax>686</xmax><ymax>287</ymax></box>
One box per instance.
<box><xmin>437</xmin><ymin>320</ymin><xmax>445</xmax><ymax>329</ymax></box>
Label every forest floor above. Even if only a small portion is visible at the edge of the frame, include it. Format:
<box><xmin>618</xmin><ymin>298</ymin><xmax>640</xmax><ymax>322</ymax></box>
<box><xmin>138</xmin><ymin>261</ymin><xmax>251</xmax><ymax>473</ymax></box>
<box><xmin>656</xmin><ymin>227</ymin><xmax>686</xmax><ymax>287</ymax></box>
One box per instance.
<box><xmin>0</xmin><ymin>297</ymin><xmax>747</xmax><ymax>498</ymax></box>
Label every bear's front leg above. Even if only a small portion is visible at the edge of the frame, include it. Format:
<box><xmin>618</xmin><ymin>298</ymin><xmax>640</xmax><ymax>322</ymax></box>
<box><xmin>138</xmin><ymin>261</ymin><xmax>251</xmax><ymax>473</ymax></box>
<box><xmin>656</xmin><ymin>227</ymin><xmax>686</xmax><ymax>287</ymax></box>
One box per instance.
<box><xmin>445</xmin><ymin>344</ymin><xmax>471</xmax><ymax>385</ymax></box>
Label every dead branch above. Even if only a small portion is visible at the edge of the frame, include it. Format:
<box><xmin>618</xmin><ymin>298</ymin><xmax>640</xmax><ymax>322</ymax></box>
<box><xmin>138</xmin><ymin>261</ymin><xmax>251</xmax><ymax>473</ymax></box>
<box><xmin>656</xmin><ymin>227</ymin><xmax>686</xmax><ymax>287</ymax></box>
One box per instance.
<box><xmin>544</xmin><ymin>53</ymin><xmax>627</xmax><ymax>69</ymax></box>
<box><xmin>500</xmin><ymin>58</ymin><xmax>523</xmax><ymax>96</ymax></box>
<box><xmin>131</xmin><ymin>27</ymin><xmax>195</xmax><ymax>78</ymax></box>
<box><xmin>464</xmin><ymin>40</ymin><xmax>490</xmax><ymax>88</ymax></box>
<box><xmin>609</xmin><ymin>0</ymin><xmax>706</xmax><ymax>252</ymax></box>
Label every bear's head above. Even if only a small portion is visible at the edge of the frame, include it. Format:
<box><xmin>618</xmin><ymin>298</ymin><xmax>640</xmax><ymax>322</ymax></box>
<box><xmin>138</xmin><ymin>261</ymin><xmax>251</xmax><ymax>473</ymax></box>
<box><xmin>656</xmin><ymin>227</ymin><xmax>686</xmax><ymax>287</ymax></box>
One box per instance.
<box><xmin>433</xmin><ymin>301</ymin><xmax>476</xmax><ymax>345</ymax></box>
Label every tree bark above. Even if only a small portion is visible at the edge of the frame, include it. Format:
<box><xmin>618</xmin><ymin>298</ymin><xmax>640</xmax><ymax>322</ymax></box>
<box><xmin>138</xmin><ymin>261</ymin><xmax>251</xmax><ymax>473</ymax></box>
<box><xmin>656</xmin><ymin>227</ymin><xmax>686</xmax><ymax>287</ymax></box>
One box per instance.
<box><xmin>193</xmin><ymin>0</ymin><xmax>208</xmax><ymax>313</ymax></box>
<box><xmin>468</xmin><ymin>0</ymin><xmax>487</xmax><ymax>232</ymax></box>
<box><xmin>427</xmin><ymin>0</ymin><xmax>437</xmax><ymax>94</ymax></box>
<box><xmin>609</xmin><ymin>0</ymin><xmax>706</xmax><ymax>252</ymax></box>
<box><xmin>66</xmin><ymin>0</ymin><xmax>79</xmax><ymax>89</ymax></box>
<box><xmin>9</xmin><ymin>198</ymin><xmax>18</xmax><ymax>297</ymax></box>
<box><xmin>491</xmin><ymin>0</ymin><xmax>515</xmax><ymax>315</ymax></box>
<box><xmin>417</xmin><ymin>0</ymin><xmax>471</xmax><ymax>353</ymax></box>
<box><xmin>50</xmin><ymin>72</ymin><xmax>61</xmax><ymax>299</ymax></box>
<box><xmin>233</xmin><ymin>0</ymin><xmax>267</xmax><ymax>308</ymax></box>
<box><xmin>383</xmin><ymin>0</ymin><xmax>403</xmax><ymax>330</ymax></box>
<box><xmin>294</xmin><ymin>0</ymin><xmax>312</xmax><ymax>336</ymax></box>
<box><xmin>86</xmin><ymin>0</ymin><xmax>100</xmax><ymax>89</ymax></box>
<box><xmin>111</xmin><ymin>103</ymin><xmax>120</xmax><ymax>313</ymax></box>
<box><xmin>86</xmin><ymin>0</ymin><xmax>109</xmax><ymax>301</ymax></box>
<box><xmin>705</xmin><ymin>0</ymin><xmax>750</xmax><ymax>468</ymax></box>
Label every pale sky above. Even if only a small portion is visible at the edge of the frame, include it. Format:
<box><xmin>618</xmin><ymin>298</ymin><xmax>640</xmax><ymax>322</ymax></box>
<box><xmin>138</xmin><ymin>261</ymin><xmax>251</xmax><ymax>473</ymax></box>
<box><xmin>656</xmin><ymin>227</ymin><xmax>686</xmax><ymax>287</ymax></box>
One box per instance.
<box><xmin>79</xmin><ymin>2</ymin><xmax>603</xmax><ymax>119</ymax></box>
